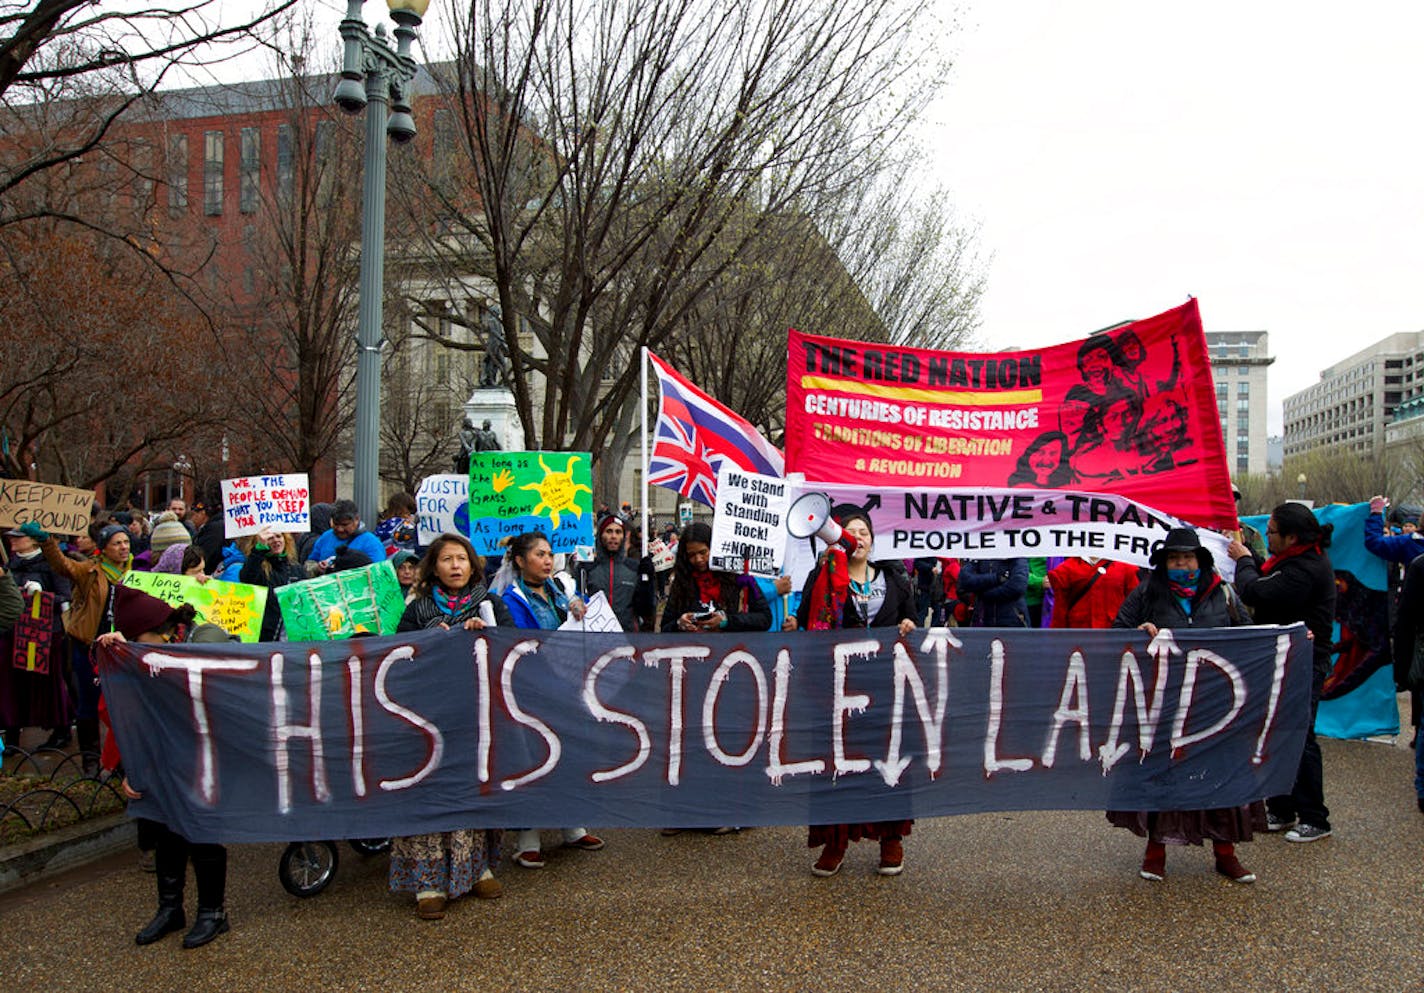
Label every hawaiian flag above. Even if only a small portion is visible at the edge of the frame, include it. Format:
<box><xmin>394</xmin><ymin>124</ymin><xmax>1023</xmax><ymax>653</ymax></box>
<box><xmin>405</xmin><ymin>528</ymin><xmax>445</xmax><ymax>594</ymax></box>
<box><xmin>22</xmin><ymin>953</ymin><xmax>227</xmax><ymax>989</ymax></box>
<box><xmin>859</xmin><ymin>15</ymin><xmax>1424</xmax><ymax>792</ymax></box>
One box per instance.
<box><xmin>647</xmin><ymin>351</ymin><xmax>784</xmax><ymax>506</ymax></box>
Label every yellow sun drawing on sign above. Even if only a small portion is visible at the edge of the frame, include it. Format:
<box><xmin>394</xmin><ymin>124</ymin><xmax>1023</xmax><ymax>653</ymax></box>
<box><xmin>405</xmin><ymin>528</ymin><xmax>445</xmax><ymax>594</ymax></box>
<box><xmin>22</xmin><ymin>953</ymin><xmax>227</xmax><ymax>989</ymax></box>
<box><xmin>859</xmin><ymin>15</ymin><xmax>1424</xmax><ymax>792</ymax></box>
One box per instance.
<box><xmin>519</xmin><ymin>454</ymin><xmax>592</xmax><ymax>529</ymax></box>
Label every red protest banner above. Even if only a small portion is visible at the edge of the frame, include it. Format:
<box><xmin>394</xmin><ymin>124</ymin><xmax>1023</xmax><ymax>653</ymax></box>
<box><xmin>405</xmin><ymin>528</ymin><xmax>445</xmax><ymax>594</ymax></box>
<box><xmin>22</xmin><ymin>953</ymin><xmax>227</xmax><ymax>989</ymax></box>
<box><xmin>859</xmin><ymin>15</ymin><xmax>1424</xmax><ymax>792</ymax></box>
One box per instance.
<box><xmin>784</xmin><ymin>299</ymin><xmax>1237</xmax><ymax>529</ymax></box>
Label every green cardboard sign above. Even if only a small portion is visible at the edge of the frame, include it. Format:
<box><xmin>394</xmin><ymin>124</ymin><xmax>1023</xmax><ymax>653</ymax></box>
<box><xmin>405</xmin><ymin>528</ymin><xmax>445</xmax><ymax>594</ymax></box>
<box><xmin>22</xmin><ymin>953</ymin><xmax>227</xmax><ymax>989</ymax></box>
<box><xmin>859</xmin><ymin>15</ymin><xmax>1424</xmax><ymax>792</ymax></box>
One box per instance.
<box><xmin>125</xmin><ymin>572</ymin><xmax>267</xmax><ymax>643</ymax></box>
<box><xmin>273</xmin><ymin>561</ymin><xmax>406</xmax><ymax>642</ymax></box>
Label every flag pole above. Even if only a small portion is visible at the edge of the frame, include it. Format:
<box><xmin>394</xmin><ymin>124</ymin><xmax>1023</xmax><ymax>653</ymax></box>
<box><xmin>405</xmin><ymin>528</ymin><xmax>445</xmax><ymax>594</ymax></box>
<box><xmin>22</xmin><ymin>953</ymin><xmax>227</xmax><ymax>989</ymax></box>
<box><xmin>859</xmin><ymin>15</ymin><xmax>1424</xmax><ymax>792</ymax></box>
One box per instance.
<box><xmin>641</xmin><ymin>346</ymin><xmax>650</xmax><ymax>551</ymax></box>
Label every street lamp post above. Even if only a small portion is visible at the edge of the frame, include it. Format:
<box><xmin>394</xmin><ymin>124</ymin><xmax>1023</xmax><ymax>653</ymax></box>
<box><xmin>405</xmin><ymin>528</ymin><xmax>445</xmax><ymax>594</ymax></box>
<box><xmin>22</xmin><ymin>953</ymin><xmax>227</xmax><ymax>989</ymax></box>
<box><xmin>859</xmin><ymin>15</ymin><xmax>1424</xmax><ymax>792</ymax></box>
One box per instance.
<box><xmin>1297</xmin><ymin>472</ymin><xmax>1307</xmax><ymax>501</ymax></box>
<box><xmin>335</xmin><ymin>0</ymin><xmax>428</xmax><ymax>524</ymax></box>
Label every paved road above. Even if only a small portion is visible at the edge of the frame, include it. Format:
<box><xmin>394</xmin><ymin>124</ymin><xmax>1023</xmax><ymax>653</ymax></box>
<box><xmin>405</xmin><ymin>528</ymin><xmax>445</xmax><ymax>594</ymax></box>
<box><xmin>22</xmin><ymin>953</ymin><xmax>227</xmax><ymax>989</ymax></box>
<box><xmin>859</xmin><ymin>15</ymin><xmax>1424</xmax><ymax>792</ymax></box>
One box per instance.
<box><xmin>2</xmin><ymin>730</ymin><xmax>1421</xmax><ymax>992</ymax></box>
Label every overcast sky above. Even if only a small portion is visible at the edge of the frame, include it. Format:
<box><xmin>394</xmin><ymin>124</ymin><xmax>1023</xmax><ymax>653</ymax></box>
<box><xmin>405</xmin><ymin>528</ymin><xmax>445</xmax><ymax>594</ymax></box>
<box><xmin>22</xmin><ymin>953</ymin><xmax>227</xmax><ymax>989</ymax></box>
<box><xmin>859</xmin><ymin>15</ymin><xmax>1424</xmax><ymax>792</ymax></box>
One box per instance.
<box><xmin>926</xmin><ymin>0</ymin><xmax>1424</xmax><ymax>434</ymax></box>
<box><xmin>221</xmin><ymin>2</ymin><xmax>1421</xmax><ymax>435</ymax></box>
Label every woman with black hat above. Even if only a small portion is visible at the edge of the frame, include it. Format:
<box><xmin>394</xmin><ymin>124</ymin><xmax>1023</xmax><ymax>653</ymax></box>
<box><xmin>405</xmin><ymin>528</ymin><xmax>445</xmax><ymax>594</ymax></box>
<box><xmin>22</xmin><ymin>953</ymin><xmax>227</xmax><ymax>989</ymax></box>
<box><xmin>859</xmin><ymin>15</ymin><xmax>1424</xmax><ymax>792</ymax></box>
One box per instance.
<box><xmin>787</xmin><ymin>505</ymin><xmax>918</xmax><ymax>877</ymax></box>
<box><xmin>1109</xmin><ymin>526</ymin><xmax>1261</xmax><ymax>884</ymax></box>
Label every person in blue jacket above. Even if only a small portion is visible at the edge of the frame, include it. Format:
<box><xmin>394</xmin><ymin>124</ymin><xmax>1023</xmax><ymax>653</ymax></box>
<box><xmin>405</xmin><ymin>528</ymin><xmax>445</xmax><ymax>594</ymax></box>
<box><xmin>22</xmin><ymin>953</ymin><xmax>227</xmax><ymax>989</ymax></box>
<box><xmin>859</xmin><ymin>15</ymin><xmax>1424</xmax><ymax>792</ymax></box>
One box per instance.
<box><xmin>956</xmin><ymin>557</ymin><xmax>1030</xmax><ymax>627</ymax></box>
<box><xmin>1364</xmin><ymin>495</ymin><xmax>1424</xmax><ymax>564</ymax></box>
<box><xmin>306</xmin><ymin>499</ymin><xmax>387</xmax><ymax>574</ymax></box>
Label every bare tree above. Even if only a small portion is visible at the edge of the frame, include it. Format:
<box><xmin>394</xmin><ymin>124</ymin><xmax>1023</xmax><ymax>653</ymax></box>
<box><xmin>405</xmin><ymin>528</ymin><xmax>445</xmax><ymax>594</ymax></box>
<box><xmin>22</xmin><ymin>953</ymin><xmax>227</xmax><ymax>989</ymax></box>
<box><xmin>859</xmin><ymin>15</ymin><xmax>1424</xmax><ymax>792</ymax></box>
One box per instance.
<box><xmin>0</xmin><ymin>1</ymin><xmax>298</xmax><ymax>226</ymax></box>
<box><xmin>408</xmin><ymin>0</ymin><xmax>949</xmax><ymax>472</ymax></box>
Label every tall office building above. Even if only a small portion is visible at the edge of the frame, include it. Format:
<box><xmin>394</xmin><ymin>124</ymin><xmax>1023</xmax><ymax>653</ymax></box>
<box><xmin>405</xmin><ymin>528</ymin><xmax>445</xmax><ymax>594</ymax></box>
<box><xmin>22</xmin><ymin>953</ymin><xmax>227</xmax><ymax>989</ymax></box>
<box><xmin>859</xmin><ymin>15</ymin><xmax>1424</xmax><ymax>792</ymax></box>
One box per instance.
<box><xmin>1283</xmin><ymin>331</ymin><xmax>1424</xmax><ymax>460</ymax></box>
<box><xmin>1206</xmin><ymin>331</ymin><xmax>1273</xmax><ymax>477</ymax></box>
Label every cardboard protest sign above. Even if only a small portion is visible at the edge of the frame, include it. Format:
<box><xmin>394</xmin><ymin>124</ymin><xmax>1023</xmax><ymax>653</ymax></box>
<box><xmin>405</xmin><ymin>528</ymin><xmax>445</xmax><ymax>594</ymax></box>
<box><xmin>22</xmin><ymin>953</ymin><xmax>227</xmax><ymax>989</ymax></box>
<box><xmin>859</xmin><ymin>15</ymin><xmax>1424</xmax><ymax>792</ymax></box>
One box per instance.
<box><xmin>125</xmin><ymin>571</ymin><xmax>267</xmax><ymax>643</ymax></box>
<box><xmin>646</xmin><ymin>538</ymin><xmax>675</xmax><ymax>572</ymax></box>
<box><xmin>220</xmin><ymin>474</ymin><xmax>310</xmax><ymax>539</ymax></box>
<box><xmin>273</xmin><ymin>561</ymin><xmax>406</xmax><ymax>642</ymax></box>
<box><xmin>416</xmin><ymin>474</ymin><xmax>469</xmax><ymax>545</ymax></box>
<box><xmin>557</xmin><ymin>591</ymin><xmax>622</xmax><ymax>633</ymax></box>
<box><xmin>0</xmin><ymin>480</ymin><xmax>93</xmax><ymax>535</ymax></box>
<box><xmin>466</xmin><ymin>452</ymin><xmax>595</xmax><ymax>555</ymax></box>
<box><xmin>709</xmin><ymin>466</ymin><xmax>791</xmax><ymax>576</ymax></box>
<box><xmin>784</xmin><ymin>299</ymin><xmax>1237</xmax><ymax>530</ymax></box>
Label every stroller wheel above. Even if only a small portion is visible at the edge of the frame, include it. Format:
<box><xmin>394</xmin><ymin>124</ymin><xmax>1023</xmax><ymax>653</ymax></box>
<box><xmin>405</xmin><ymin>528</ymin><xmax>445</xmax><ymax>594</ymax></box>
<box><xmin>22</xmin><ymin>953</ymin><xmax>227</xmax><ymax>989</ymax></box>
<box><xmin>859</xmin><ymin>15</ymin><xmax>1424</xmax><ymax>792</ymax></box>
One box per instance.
<box><xmin>279</xmin><ymin>841</ymin><xmax>339</xmax><ymax>897</ymax></box>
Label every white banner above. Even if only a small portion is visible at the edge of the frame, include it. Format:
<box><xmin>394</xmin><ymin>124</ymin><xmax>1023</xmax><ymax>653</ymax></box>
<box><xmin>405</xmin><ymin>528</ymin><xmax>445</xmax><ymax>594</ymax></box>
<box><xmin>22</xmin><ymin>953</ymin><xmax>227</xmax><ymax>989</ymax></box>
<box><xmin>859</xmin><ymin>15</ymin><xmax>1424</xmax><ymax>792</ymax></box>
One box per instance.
<box><xmin>782</xmin><ymin>480</ymin><xmax>1235</xmax><ymax>580</ymax></box>
<box><xmin>416</xmin><ymin>474</ymin><xmax>469</xmax><ymax>546</ymax></box>
<box><xmin>709</xmin><ymin>466</ymin><xmax>792</xmax><ymax>576</ymax></box>
<box><xmin>219</xmin><ymin>474</ymin><xmax>310</xmax><ymax>538</ymax></box>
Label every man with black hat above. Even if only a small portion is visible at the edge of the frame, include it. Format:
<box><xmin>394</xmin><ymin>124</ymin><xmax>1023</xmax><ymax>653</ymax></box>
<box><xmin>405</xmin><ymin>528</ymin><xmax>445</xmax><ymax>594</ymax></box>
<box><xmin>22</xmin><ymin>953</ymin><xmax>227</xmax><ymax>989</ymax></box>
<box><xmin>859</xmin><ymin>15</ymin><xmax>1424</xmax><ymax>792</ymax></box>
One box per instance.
<box><xmin>574</xmin><ymin>512</ymin><xmax>655</xmax><ymax>632</ymax></box>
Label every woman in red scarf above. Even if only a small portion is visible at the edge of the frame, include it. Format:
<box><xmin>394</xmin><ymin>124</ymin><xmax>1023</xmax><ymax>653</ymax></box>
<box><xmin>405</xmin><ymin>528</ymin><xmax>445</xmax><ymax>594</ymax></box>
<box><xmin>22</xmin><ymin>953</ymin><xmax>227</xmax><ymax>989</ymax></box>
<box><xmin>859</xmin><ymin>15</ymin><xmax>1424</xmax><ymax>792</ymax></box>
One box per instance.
<box><xmin>786</xmin><ymin>505</ymin><xmax>918</xmax><ymax>877</ymax></box>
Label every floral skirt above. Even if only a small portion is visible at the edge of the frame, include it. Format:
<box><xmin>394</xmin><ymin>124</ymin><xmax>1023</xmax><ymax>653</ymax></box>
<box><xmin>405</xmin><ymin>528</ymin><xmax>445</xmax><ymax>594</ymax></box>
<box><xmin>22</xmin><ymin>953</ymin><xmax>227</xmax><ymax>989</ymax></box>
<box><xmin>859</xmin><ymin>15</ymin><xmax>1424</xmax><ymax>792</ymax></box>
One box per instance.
<box><xmin>1105</xmin><ymin>803</ymin><xmax>1267</xmax><ymax>846</ymax></box>
<box><xmin>388</xmin><ymin>829</ymin><xmax>501</xmax><ymax>897</ymax></box>
<box><xmin>807</xmin><ymin>821</ymin><xmax>913</xmax><ymax>849</ymax></box>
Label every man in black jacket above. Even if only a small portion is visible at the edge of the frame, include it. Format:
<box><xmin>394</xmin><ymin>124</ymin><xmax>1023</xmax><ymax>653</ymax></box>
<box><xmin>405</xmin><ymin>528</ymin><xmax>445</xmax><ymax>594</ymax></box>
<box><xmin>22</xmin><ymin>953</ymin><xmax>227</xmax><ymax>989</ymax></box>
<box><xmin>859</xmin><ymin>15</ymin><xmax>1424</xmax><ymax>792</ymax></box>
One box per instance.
<box><xmin>189</xmin><ymin>498</ymin><xmax>226</xmax><ymax>575</ymax></box>
<box><xmin>1227</xmin><ymin>502</ymin><xmax>1337</xmax><ymax>841</ymax></box>
<box><xmin>574</xmin><ymin>513</ymin><xmax>655</xmax><ymax>632</ymax></box>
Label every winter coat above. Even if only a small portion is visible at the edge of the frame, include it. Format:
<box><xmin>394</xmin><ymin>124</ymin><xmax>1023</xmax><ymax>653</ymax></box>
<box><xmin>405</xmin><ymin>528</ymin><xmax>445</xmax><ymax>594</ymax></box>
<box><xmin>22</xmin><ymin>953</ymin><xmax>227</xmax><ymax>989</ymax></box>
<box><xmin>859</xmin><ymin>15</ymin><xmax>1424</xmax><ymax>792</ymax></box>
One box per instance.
<box><xmin>957</xmin><ymin>558</ymin><xmax>1030</xmax><ymax>627</ymax></box>
<box><xmin>193</xmin><ymin>518</ymin><xmax>226</xmax><ymax>575</ymax></box>
<box><xmin>308</xmin><ymin>527</ymin><xmax>387</xmax><ymax>569</ymax></box>
<box><xmin>1113</xmin><ymin>568</ymin><xmax>1240</xmax><ymax>631</ymax></box>
<box><xmin>794</xmin><ymin>559</ymin><xmax>917</xmax><ymax>631</ymax></box>
<box><xmin>0</xmin><ymin>572</ymin><xmax>21</xmax><ymax>632</ymax></box>
<box><xmin>1363</xmin><ymin>512</ymin><xmax>1424</xmax><ymax>565</ymax></box>
<box><xmin>660</xmin><ymin>572</ymin><xmax>773</xmax><ymax>633</ymax></box>
<box><xmin>239</xmin><ymin>546</ymin><xmax>304</xmax><ymax>642</ymax></box>
<box><xmin>1048</xmin><ymin>558</ymin><xmax>1141</xmax><ymax>630</ymax></box>
<box><xmin>574</xmin><ymin>550</ymin><xmax>655</xmax><ymax>632</ymax></box>
<box><xmin>39</xmin><ymin>538</ymin><xmax>125</xmax><ymax>643</ymax></box>
<box><xmin>397</xmin><ymin>583</ymin><xmax>512</xmax><ymax>632</ymax></box>
<box><xmin>1391</xmin><ymin>554</ymin><xmax>1424</xmax><ymax>690</ymax></box>
<box><xmin>1233</xmin><ymin>547</ymin><xmax>1336</xmax><ymax>676</ymax></box>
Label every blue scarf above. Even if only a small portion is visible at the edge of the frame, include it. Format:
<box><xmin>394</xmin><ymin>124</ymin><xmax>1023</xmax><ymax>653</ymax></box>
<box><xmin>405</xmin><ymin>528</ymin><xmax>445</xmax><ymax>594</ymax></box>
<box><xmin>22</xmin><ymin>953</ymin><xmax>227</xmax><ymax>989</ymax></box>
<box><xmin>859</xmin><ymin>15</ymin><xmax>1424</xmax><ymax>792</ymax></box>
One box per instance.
<box><xmin>1166</xmin><ymin>568</ymin><xmax>1199</xmax><ymax>615</ymax></box>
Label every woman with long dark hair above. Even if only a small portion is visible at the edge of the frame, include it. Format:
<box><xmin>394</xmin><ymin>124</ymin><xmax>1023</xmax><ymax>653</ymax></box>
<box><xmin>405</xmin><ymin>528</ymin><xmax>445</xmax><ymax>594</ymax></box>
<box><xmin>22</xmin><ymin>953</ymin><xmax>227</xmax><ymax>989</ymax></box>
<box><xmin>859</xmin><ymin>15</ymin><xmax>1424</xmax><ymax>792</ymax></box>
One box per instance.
<box><xmin>660</xmin><ymin>522</ymin><xmax>772</xmax><ymax>634</ymax></box>
<box><xmin>494</xmin><ymin>531</ymin><xmax>604</xmax><ymax>869</ymax></box>
<box><xmin>388</xmin><ymin>533</ymin><xmax>510</xmax><ymax>919</ymax></box>
<box><xmin>786</xmin><ymin>506</ymin><xmax>917</xmax><ymax>877</ymax></box>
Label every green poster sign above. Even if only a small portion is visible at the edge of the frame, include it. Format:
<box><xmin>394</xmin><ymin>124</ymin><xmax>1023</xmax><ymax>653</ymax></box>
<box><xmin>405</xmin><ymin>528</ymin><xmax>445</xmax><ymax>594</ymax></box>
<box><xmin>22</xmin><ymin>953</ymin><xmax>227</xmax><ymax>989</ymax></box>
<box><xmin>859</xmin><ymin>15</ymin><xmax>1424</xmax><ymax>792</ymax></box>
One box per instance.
<box><xmin>466</xmin><ymin>451</ymin><xmax>595</xmax><ymax>555</ymax></box>
<box><xmin>273</xmin><ymin>561</ymin><xmax>407</xmax><ymax>642</ymax></box>
<box><xmin>125</xmin><ymin>571</ymin><xmax>267</xmax><ymax>643</ymax></box>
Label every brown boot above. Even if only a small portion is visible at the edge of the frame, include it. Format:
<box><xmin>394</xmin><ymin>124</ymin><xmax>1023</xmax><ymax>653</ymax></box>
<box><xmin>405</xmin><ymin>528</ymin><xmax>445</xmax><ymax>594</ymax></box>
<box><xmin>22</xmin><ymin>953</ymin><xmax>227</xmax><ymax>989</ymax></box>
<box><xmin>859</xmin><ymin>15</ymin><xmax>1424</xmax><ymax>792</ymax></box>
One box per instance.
<box><xmin>811</xmin><ymin>843</ymin><xmax>845</xmax><ymax>877</ymax></box>
<box><xmin>878</xmin><ymin>836</ymin><xmax>904</xmax><ymax>876</ymax></box>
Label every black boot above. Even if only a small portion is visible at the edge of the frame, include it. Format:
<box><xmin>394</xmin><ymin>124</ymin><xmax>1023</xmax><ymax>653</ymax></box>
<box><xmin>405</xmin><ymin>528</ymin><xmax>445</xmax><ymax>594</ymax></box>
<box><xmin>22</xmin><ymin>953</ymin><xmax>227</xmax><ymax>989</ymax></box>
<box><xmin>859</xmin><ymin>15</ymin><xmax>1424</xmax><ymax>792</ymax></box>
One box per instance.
<box><xmin>76</xmin><ymin>717</ymin><xmax>100</xmax><ymax>776</ymax></box>
<box><xmin>136</xmin><ymin>823</ymin><xmax>187</xmax><ymax>945</ymax></box>
<box><xmin>182</xmin><ymin>908</ymin><xmax>229</xmax><ymax>949</ymax></box>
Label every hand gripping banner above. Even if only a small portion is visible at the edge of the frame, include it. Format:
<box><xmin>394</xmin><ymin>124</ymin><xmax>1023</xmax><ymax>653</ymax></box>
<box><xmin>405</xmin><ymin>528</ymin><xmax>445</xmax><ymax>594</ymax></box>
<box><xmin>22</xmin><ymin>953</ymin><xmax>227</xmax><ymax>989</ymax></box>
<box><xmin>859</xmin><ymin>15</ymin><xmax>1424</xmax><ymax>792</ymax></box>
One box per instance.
<box><xmin>101</xmin><ymin>624</ymin><xmax>1311</xmax><ymax>844</ymax></box>
<box><xmin>785</xmin><ymin>299</ymin><xmax>1238</xmax><ymax>530</ymax></box>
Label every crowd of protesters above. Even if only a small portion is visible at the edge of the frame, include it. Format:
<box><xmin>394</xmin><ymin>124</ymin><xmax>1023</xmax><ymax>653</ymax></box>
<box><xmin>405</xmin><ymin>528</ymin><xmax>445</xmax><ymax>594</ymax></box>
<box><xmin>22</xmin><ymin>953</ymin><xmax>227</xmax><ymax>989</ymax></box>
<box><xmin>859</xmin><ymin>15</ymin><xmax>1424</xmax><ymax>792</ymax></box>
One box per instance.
<box><xmin>3</xmin><ymin>479</ymin><xmax>1421</xmax><ymax>943</ymax></box>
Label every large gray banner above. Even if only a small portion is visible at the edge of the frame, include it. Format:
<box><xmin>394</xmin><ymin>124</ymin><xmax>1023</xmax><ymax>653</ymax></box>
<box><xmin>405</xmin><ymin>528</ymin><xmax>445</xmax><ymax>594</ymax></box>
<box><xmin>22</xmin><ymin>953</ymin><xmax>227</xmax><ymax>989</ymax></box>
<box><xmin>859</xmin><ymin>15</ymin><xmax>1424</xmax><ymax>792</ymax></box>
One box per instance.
<box><xmin>101</xmin><ymin>625</ymin><xmax>1312</xmax><ymax>844</ymax></box>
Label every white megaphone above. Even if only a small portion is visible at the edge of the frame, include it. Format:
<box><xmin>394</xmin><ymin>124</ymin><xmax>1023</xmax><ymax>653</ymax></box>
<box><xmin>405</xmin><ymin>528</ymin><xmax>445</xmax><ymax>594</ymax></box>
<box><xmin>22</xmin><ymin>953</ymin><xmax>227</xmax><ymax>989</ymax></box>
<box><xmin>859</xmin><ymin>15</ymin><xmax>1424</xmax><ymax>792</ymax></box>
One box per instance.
<box><xmin>786</xmin><ymin>492</ymin><xmax>858</xmax><ymax>553</ymax></box>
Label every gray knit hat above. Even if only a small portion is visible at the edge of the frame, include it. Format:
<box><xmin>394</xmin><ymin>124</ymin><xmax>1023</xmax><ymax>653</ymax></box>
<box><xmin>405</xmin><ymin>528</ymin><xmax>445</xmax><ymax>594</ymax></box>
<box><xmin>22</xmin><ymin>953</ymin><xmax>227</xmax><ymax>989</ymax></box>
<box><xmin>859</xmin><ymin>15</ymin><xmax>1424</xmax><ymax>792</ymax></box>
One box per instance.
<box><xmin>149</xmin><ymin>516</ymin><xmax>191</xmax><ymax>555</ymax></box>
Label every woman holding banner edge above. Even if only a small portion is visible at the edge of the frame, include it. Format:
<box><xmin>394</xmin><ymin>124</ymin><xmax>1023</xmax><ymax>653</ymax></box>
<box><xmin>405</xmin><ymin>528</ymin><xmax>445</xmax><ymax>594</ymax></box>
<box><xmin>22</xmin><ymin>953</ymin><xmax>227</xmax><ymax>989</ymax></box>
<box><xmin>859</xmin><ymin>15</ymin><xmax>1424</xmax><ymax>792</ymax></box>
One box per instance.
<box><xmin>786</xmin><ymin>505</ymin><xmax>917</xmax><ymax>877</ymax></box>
<box><xmin>388</xmin><ymin>532</ymin><xmax>511</xmax><ymax>920</ymax></box>
<box><xmin>495</xmin><ymin>530</ymin><xmax>606</xmax><ymax>870</ymax></box>
<box><xmin>1109</xmin><ymin>526</ymin><xmax>1262</xmax><ymax>884</ymax></box>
